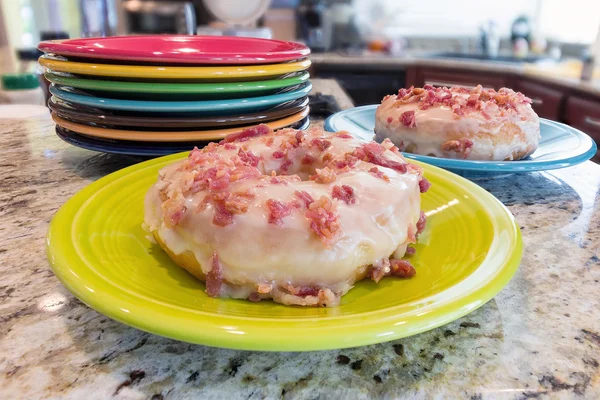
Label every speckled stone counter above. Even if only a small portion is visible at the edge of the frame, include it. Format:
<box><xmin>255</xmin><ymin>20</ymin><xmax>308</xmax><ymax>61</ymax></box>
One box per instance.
<box><xmin>1</xmin><ymin>79</ymin><xmax>599</xmax><ymax>399</ymax></box>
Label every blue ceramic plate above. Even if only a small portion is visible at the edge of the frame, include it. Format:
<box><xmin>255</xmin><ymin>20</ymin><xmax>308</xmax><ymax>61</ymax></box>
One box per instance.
<box><xmin>55</xmin><ymin>118</ymin><xmax>310</xmax><ymax>157</ymax></box>
<box><xmin>325</xmin><ymin>105</ymin><xmax>597</xmax><ymax>173</ymax></box>
<box><xmin>49</xmin><ymin>82</ymin><xmax>312</xmax><ymax>114</ymax></box>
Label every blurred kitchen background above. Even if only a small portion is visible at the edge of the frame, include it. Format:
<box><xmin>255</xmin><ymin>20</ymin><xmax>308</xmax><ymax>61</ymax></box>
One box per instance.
<box><xmin>1</xmin><ymin>0</ymin><xmax>600</xmax><ymax>151</ymax></box>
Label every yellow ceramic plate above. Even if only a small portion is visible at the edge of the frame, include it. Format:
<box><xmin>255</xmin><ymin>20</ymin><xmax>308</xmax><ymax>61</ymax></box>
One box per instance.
<box><xmin>46</xmin><ymin>155</ymin><xmax>522</xmax><ymax>351</ymax></box>
<box><xmin>51</xmin><ymin>108</ymin><xmax>309</xmax><ymax>142</ymax></box>
<box><xmin>39</xmin><ymin>55</ymin><xmax>311</xmax><ymax>80</ymax></box>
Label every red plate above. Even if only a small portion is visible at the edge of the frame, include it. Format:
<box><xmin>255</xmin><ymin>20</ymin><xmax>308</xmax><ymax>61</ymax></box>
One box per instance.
<box><xmin>38</xmin><ymin>35</ymin><xmax>311</xmax><ymax>65</ymax></box>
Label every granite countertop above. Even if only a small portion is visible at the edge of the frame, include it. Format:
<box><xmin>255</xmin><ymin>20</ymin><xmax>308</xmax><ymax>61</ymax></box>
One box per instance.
<box><xmin>1</xmin><ymin>78</ymin><xmax>599</xmax><ymax>399</ymax></box>
<box><xmin>310</xmin><ymin>53</ymin><xmax>600</xmax><ymax>97</ymax></box>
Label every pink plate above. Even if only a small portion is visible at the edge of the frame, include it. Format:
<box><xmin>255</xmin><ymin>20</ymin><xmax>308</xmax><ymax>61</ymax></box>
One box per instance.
<box><xmin>38</xmin><ymin>35</ymin><xmax>311</xmax><ymax>65</ymax></box>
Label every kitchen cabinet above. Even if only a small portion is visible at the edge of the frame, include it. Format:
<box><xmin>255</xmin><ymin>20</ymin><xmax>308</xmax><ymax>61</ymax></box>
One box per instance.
<box><xmin>565</xmin><ymin>95</ymin><xmax>600</xmax><ymax>163</ymax></box>
<box><xmin>406</xmin><ymin>67</ymin><xmax>508</xmax><ymax>90</ymax></box>
<box><xmin>513</xmin><ymin>79</ymin><xmax>564</xmax><ymax>120</ymax></box>
<box><xmin>310</xmin><ymin>64</ymin><xmax>405</xmax><ymax>105</ymax></box>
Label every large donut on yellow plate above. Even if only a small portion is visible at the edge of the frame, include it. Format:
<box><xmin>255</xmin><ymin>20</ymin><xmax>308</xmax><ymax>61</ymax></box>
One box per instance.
<box><xmin>144</xmin><ymin>124</ymin><xmax>430</xmax><ymax>306</ymax></box>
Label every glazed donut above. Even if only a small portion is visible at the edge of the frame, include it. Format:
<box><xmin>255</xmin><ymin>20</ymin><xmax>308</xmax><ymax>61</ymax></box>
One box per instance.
<box><xmin>144</xmin><ymin>124</ymin><xmax>430</xmax><ymax>307</ymax></box>
<box><xmin>374</xmin><ymin>85</ymin><xmax>540</xmax><ymax>161</ymax></box>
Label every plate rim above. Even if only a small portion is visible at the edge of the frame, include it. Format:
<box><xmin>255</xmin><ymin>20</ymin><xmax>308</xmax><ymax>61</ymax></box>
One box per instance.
<box><xmin>51</xmin><ymin>107</ymin><xmax>310</xmax><ymax>142</ymax></box>
<box><xmin>324</xmin><ymin>104</ymin><xmax>597</xmax><ymax>172</ymax></box>
<box><xmin>38</xmin><ymin>35</ymin><xmax>311</xmax><ymax>65</ymax></box>
<box><xmin>54</xmin><ymin>118</ymin><xmax>311</xmax><ymax>156</ymax></box>
<box><xmin>48</xmin><ymin>96</ymin><xmax>309</xmax><ymax>128</ymax></box>
<box><xmin>46</xmin><ymin>153</ymin><xmax>522</xmax><ymax>351</ymax></box>
<box><xmin>44</xmin><ymin>71</ymin><xmax>310</xmax><ymax>94</ymax></box>
<box><xmin>38</xmin><ymin>55</ymin><xmax>311</xmax><ymax>79</ymax></box>
<box><xmin>49</xmin><ymin>83</ymin><xmax>313</xmax><ymax>112</ymax></box>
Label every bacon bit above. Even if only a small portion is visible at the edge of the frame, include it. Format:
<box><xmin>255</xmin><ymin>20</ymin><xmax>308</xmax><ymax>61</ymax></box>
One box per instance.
<box><xmin>206</xmin><ymin>253</ymin><xmax>223</xmax><ymax>297</ymax></box>
<box><xmin>419</xmin><ymin>177</ymin><xmax>431</xmax><ymax>193</ymax></box>
<box><xmin>301</xmin><ymin>153</ymin><xmax>315</xmax><ymax>165</ymax></box>
<box><xmin>353</xmin><ymin>143</ymin><xmax>407</xmax><ymax>173</ymax></box>
<box><xmin>224</xmin><ymin>124</ymin><xmax>271</xmax><ymax>143</ymax></box>
<box><xmin>248</xmin><ymin>292</ymin><xmax>261</xmax><ymax>302</ymax></box>
<box><xmin>369</xmin><ymin>258</ymin><xmax>391</xmax><ymax>283</ymax></box>
<box><xmin>265</xmin><ymin>137</ymin><xmax>275</xmax><ymax>147</ymax></box>
<box><xmin>212</xmin><ymin>200</ymin><xmax>234</xmax><ymax>226</ymax></box>
<box><xmin>306</xmin><ymin>196</ymin><xmax>340</xmax><ymax>246</ymax></box>
<box><xmin>238</xmin><ymin>148</ymin><xmax>260</xmax><ymax>167</ymax></box>
<box><xmin>269</xmin><ymin>175</ymin><xmax>288</xmax><ymax>185</ymax></box>
<box><xmin>220</xmin><ymin>191</ymin><xmax>255</xmax><ymax>215</ymax></box>
<box><xmin>295</xmin><ymin>190</ymin><xmax>314</xmax><ymax>208</ymax></box>
<box><xmin>266</xmin><ymin>199</ymin><xmax>293</xmax><ymax>225</ymax></box>
<box><xmin>310</xmin><ymin>167</ymin><xmax>337</xmax><ymax>183</ymax></box>
<box><xmin>406</xmin><ymin>246</ymin><xmax>416</xmax><ymax>256</ymax></box>
<box><xmin>295</xmin><ymin>131</ymin><xmax>305</xmax><ymax>144</ymax></box>
<box><xmin>332</xmin><ymin>185</ymin><xmax>356</xmax><ymax>205</ymax></box>
<box><xmin>297</xmin><ymin>286</ymin><xmax>320</xmax><ymax>297</ymax></box>
<box><xmin>390</xmin><ymin>259</ymin><xmax>416</xmax><ymax>278</ymax></box>
<box><xmin>330</xmin><ymin>153</ymin><xmax>358</xmax><ymax>170</ymax></box>
<box><xmin>285</xmin><ymin>284</ymin><xmax>319</xmax><ymax>297</ymax></box>
<box><xmin>209</xmin><ymin>170</ymin><xmax>230</xmax><ymax>191</ymax></box>
<box><xmin>369</xmin><ymin>167</ymin><xmax>390</xmax><ymax>182</ymax></box>
<box><xmin>407</xmin><ymin>225</ymin><xmax>416</xmax><ymax>243</ymax></box>
<box><xmin>257</xmin><ymin>283</ymin><xmax>273</xmax><ymax>294</ymax></box>
<box><xmin>280</xmin><ymin>158</ymin><xmax>293</xmax><ymax>173</ymax></box>
<box><xmin>335</xmin><ymin>131</ymin><xmax>353</xmax><ymax>139</ymax></box>
<box><xmin>201</xmin><ymin>143</ymin><xmax>219</xmax><ymax>153</ymax></box>
<box><xmin>441</xmin><ymin>138</ymin><xmax>474</xmax><ymax>159</ymax></box>
<box><xmin>400</xmin><ymin>110</ymin><xmax>417</xmax><ymax>128</ymax></box>
<box><xmin>311</xmin><ymin>138</ymin><xmax>332</xmax><ymax>151</ymax></box>
<box><xmin>416</xmin><ymin>211</ymin><xmax>427</xmax><ymax>234</ymax></box>
<box><xmin>381</xmin><ymin>138</ymin><xmax>401</xmax><ymax>153</ymax></box>
<box><xmin>224</xmin><ymin>143</ymin><xmax>237</xmax><ymax>150</ymax></box>
<box><xmin>387</xmin><ymin>116</ymin><xmax>393</xmax><ymax>124</ymax></box>
<box><xmin>272</xmin><ymin>150</ymin><xmax>285</xmax><ymax>159</ymax></box>
<box><xmin>467</xmin><ymin>93</ymin><xmax>480</xmax><ymax>107</ymax></box>
<box><xmin>317</xmin><ymin>288</ymin><xmax>336</xmax><ymax>306</ymax></box>
<box><xmin>322</xmin><ymin>153</ymin><xmax>333</xmax><ymax>163</ymax></box>
<box><xmin>230</xmin><ymin>165</ymin><xmax>261</xmax><ymax>182</ymax></box>
<box><xmin>163</xmin><ymin>201</ymin><xmax>186</xmax><ymax>228</ymax></box>
<box><xmin>189</xmin><ymin>166</ymin><xmax>230</xmax><ymax>193</ymax></box>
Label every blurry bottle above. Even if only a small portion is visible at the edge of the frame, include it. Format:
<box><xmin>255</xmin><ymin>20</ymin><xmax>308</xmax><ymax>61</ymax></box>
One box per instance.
<box><xmin>581</xmin><ymin>49</ymin><xmax>595</xmax><ymax>82</ymax></box>
<box><xmin>530</xmin><ymin>34</ymin><xmax>547</xmax><ymax>55</ymax></box>
<box><xmin>513</xmin><ymin>38</ymin><xmax>529</xmax><ymax>59</ymax></box>
<box><xmin>511</xmin><ymin>15</ymin><xmax>531</xmax><ymax>47</ymax></box>
<box><xmin>0</xmin><ymin>73</ymin><xmax>45</xmax><ymax>105</ymax></box>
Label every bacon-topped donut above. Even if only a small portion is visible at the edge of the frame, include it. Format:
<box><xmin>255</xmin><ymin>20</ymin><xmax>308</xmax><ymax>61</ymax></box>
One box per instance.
<box><xmin>144</xmin><ymin>125</ymin><xmax>430</xmax><ymax>307</ymax></box>
<box><xmin>375</xmin><ymin>85</ymin><xmax>540</xmax><ymax>161</ymax></box>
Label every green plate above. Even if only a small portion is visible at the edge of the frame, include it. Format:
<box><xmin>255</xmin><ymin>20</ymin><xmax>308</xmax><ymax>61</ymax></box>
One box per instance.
<box><xmin>46</xmin><ymin>153</ymin><xmax>522</xmax><ymax>351</ymax></box>
<box><xmin>44</xmin><ymin>71</ymin><xmax>310</xmax><ymax>99</ymax></box>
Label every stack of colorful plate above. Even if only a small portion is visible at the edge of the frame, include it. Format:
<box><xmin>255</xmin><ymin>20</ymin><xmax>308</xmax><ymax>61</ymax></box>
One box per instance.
<box><xmin>37</xmin><ymin>36</ymin><xmax>312</xmax><ymax>156</ymax></box>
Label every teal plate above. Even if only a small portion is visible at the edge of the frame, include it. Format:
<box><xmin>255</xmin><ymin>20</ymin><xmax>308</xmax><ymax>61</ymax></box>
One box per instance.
<box><xmin>325</xmin><ymin>104</ymin><xmax>597</xmax><ymax>173</ymax></box>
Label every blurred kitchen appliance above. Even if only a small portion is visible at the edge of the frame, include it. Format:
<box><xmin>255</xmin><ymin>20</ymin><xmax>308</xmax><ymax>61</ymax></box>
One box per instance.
<box><xmin>296</xmin><ymin>0</ymin><xmax>329</xmax><ymax>52</ymax></box>
<box><xmin>511</xmin><ymin>15</ymin><xmax>532</xmax><ymax>46</ymax></box>
<box><xmin>122</xmin><ymin>0</ymin><xmax>196</xmax><ymax>35</ymax></box>
<box><xmin>80</xmin><ymin>0</ymin><xmax>115</xmax><ymax>37</ymax></box>
<box><xmin>197</xmin><ymin>0</ymin><xmax>273</xmax><ymax>39</ymax></box>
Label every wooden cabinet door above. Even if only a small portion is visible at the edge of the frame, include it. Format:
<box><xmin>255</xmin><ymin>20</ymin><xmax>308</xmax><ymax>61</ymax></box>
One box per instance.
<box><xmin>513</xmin><ymin>79</ymin><xmax>564</xmax><ymax>121</ymax></box>
<box><xmin>409</xmin><ymin>68</ymin><xmax>508</xmax><ymax>90</ymax></box>
<box><xmin>565</xmin><ymin>95</ymin><xmax>600</xmax><ymax>163</ymax></box>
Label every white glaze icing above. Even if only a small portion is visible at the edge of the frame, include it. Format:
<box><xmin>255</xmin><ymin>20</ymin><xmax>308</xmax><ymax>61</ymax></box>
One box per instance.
<box><xmin>144</xmin><ymin>128</ymin><xmax>423</xmax><ymax>302</ymax></box>
<box><xmin>375</xmin><ymin>88</ymin><xmax>541</xmax><ymax>161</ymax></box>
